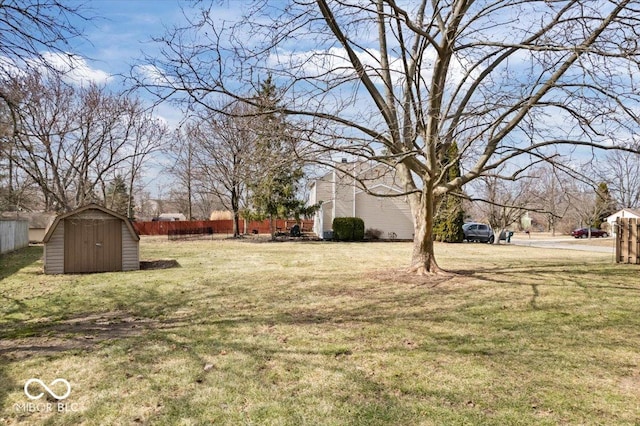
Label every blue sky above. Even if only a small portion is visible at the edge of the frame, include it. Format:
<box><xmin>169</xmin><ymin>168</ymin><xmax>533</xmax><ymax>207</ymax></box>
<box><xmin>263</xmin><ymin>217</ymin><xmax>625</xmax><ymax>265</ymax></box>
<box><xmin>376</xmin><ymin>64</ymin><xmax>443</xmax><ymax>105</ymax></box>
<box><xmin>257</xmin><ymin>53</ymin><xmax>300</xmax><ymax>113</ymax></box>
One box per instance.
<box><xmin>46</xmin><ymin>1</ymin><xmax>212</xmax><ymax>195</ymax></box>
<box><xmin>69</xmin><ymin>1</ymin><xmax>188</xmax><ymax>86</ymax></box>
<box><xmin>58</xmin><ymin>1</ymin><xmax>247</xmax><ymax>126</ymax></box>
<box><xmin>25</xmin><ymin>1</ymin><xmax>634</xmax><ymax>196</ymax></box>
<box><xmin>67</xmin><ymin>1</ymin><xmax>254</xmax><ymax>79</ymax></box>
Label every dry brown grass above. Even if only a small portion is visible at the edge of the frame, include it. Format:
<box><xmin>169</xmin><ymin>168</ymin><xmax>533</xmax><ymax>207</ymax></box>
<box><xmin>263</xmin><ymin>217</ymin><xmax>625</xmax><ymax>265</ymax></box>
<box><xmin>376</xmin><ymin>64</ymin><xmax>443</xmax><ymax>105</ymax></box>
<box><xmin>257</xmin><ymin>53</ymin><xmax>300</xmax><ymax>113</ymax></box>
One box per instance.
<box><xmin>1</xmin><ymin>239</ymin><xmax>639</xmax><ymax>425</ymax></box>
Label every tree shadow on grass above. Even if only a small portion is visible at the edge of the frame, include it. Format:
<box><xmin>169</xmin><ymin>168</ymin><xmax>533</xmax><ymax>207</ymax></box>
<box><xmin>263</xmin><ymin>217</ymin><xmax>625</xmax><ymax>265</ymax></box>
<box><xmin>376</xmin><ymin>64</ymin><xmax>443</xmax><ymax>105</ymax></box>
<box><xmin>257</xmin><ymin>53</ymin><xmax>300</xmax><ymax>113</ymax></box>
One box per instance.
<box><xmin>0</xmin><ymin>270</ymin><xmax>636</xmax><ymax>425</ymax></box>
<box><xmin>0</xmin><ymin>311</ymin><xmax>169</xmax><ymax>360</ymax></box>
<box><xmin>0</xmin><ymin>246</ymin><xmax>43</xmax><ymax>280</ymax></box>
<box><xmin>0</xmin><ymin>356</ymin><xmax>15</xmax><ymax>417</ymax></box>
<box><xmin>461</xmin><ymin>265</ymin><xmax>640</xmax><ymax>292</ymax></box>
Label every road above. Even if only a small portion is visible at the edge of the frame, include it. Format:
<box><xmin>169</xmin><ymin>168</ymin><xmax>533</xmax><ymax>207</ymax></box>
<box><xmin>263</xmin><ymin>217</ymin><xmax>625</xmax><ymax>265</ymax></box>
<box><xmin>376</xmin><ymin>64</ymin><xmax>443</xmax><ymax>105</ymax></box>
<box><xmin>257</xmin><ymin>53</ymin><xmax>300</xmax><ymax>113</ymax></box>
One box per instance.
<box><xmin>509</xmin><ymin>236</ymin><xmax>615</xmax><ymax>253</ymax></box>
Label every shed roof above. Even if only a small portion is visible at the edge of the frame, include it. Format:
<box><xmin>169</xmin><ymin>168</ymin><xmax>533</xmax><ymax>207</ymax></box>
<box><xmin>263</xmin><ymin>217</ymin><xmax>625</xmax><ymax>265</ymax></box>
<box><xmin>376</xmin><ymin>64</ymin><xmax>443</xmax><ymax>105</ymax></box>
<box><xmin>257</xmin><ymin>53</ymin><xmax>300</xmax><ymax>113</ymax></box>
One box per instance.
<box><xmin>43</xmin><ymin>203</ymin><xmax>140</xmax><ymax>243</ymax></box>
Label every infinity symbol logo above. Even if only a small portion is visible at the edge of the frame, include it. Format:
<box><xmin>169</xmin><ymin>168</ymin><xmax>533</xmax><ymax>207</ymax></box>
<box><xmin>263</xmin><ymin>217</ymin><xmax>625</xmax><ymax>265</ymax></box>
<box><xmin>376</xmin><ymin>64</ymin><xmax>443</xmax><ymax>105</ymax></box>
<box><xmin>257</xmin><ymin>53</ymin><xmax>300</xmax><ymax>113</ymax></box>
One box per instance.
<box><xmin>24</xmin><ymin>378</ymin><xmax>71</xmax><ymax>400</ymax></box>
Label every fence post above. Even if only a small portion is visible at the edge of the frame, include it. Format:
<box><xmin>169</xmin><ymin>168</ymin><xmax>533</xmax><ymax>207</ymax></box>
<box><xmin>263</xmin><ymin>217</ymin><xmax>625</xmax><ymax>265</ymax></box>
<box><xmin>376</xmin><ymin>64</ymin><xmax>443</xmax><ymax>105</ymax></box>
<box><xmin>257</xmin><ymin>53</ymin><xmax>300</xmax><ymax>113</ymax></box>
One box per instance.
<box><xmin>631</xmin><ymin>218</ymin><xmax>639</xmax><ymax>264</ymax></box>
<box><xmin>616</xmin><ymin>218</ymin><xmax>621</xmax><ymax>263</ymax></box>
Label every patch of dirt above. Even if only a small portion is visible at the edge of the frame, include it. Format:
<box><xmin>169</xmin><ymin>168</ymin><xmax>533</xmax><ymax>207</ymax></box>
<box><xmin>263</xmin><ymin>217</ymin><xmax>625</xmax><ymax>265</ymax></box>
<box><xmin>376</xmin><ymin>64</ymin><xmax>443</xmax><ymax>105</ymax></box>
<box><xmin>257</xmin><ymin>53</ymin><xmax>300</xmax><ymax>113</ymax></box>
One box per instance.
<box><xmin>367</xmin><ymin>268</ymin><xmax>473</xmax><ymax>288</ymax></box>
<box><xmin>619</xmin><ymin>372</ymin><xmax>640</xmax><ymax>394</ymax></box>
<box><xmin>139</xmin><ymin>259</ymin><xmax>180</xmax><ymax>270</ymax></box>
<box><xmin>0</xmin><ymin>311</ymin><xmax>157</xmax><ymax>360</ymax></box>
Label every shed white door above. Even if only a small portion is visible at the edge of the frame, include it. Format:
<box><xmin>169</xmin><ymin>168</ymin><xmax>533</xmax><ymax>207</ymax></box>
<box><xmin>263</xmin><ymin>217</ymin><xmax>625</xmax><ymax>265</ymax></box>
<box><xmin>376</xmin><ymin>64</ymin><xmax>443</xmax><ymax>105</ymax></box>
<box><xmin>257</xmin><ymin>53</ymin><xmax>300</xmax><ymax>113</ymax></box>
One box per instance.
<box><xmin>64</xmin><ymin>219</ymin><xmax>122</xmax><ymax>273</ymax></box>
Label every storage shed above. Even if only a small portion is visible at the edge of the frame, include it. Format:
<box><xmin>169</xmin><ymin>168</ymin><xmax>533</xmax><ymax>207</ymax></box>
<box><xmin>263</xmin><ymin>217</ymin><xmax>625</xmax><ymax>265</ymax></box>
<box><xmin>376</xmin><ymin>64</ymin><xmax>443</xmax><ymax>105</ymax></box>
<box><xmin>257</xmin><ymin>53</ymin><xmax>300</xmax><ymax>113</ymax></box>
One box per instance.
<box><xmin>43</xmin><ymin>204</ymin><xmax>140</xmax><ymax>274</ymax></box>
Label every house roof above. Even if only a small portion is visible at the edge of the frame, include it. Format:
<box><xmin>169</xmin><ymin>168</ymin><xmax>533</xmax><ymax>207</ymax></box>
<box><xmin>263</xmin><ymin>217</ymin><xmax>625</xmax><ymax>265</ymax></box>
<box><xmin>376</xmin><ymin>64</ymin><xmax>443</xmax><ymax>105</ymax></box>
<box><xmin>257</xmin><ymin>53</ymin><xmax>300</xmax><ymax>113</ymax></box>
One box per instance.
<box><xmin>43</xmin><ymin>203</ymin><xmax>140</xmax><ymax>243</ymax></box>
<box><xmin>1</xmin><ymin>211</ymin><xmax>56</xmax><ymax>228</ymax></box>
<box><xmin>606</xmin><ymin>208</ymin><xmax>640</xmax><ymax>220</ymax></box>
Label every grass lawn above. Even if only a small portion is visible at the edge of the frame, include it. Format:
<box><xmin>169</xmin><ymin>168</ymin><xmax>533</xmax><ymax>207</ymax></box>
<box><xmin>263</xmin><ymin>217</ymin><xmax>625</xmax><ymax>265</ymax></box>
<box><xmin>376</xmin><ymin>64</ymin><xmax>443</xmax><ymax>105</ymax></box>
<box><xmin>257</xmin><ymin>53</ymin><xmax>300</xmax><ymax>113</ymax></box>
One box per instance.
<box><xmin>1</xmin><ymin>237</ymin><xmax>639</xmax><ymax>425</ymax></box>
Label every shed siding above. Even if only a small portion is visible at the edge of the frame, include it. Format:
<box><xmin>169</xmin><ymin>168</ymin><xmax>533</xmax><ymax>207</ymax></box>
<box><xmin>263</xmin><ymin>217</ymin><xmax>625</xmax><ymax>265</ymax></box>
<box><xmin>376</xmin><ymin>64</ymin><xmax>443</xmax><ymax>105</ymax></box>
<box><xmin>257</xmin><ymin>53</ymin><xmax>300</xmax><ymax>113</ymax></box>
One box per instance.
<box><xmin>355</xmin><ymin>191</ymin><xmax>414</xmax><ymax>240</ymax></box>
<box><xmin>74</xmin><ymin>210</ymin><xmax>114</xmax><ymax>221</ymax></box>
<box><xmin>121</xmin><ymin>222</ymin><xmax>140</xmax><ymax>271</ymax></box>
<box><xmin>43</xmin><ymin>205</ymin><xmax>139</xmax><ymax>274</ymax></box>
<box><xmin>44</xmin><ymin>221</ymin><xmax>65</xmax><ymax>274</ymax></box>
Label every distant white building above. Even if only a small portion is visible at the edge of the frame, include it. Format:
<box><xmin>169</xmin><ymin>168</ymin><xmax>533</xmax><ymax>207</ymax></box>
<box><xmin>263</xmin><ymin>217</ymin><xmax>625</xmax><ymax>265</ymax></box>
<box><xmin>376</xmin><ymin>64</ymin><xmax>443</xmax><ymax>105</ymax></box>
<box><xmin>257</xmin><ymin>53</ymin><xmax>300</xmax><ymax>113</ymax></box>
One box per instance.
<box><xmin>606</xmin><ymin>208</ymin><xmax>640</xmax><ymax>235</ymax></box>
<box><xmin>156</xmin><ymin>213</ymin><xmax>187</xmax><ymax>221</ymax></box>
<box><xmin>308</xmin><ymin>161</ymin><xmax>414</xmax><ymax>240</ymax></box>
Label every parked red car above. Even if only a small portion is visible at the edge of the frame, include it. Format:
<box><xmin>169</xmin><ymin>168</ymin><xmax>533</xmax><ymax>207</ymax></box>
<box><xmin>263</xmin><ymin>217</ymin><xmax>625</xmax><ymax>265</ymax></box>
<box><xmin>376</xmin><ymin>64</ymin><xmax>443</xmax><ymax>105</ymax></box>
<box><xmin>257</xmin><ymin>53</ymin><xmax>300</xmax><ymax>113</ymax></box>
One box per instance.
<box><xmin>571</xmin><ymin>228</ymin><xmax>609</xmax><ymax>238</ymax></box>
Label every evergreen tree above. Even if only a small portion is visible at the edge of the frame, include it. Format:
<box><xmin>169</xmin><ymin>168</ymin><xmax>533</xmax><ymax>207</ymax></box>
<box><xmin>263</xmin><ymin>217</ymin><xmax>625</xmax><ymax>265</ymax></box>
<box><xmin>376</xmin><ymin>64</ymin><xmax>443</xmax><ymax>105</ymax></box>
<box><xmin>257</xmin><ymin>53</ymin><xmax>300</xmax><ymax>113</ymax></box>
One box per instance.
<box><xmin>105</xmin><ymin>175</ymin><xmax>132</xmax><ymax>217</ymax></box>
<box><xmin>433</xmin><ymin>143</ymin><xmax>465</xmax><ymax>242</ymax></box>
<box><xmin>248</xmin><ymin>76</ymin><xmax>316</xmax><ymax>239</ymax></box>
<box><xmin>593</xmin><ymin>181</ymin><xmax>616</xmax><ymax>229</ymax></box>
<box><xmin>249</xmin><ymin>167</ymin><xmax>315</xmax><ymax>231</ymax></box>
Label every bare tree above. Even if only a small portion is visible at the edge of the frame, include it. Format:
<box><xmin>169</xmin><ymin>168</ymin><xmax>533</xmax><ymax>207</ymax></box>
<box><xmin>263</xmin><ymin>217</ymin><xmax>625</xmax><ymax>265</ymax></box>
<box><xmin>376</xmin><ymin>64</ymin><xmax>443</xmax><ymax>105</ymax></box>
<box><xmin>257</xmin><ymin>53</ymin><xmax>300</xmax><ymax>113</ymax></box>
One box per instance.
<box><xmin>596</xmin><ymin>150</ymin><xmax>640</xmax><ymax>209</ymax></box>
<box><xmin>136</xmin><ymin>1</ymin><xmax>640</xmax><ymax>274</ymax></box>
<box><xmin>0</xmin><ymin>0</ymin><xmax>87</xmax><ymax>124</ymax></box>
<box><xmin>188</xmin><ymin>103</ymin><xmax>257</xmax><ymax>236</ymax></box>
<box><xmin>0</xmin><ymin>1</ymin><xmax>89</xmax><ymax>212</ymax></box>
<box><xmin>120</xmin><ymin>99</ymin><xmax>169</xmax><ymax>218</ymax></box>
<box><xmin>167</xmin><ymin>127</ymin><xmax>198</xmax><ymax>221</ymax></box>
<box><xmin>472</xmin><ymin>175</ymin><xmax>536</xmax><ymax>244</ymax></box>
<box><xmin>564</xmin><ymin>181</ymin><xmax>617</xmax><ymax>236</ymax></box>
<box><xmin>7</xmin><ymin>72</ymin><xmax>164</xmax><ymax>212</ymax></box>
<box><xmin>528</xmin><ymin>165</ymin><xmax>578</xmax><ymax>235</ymax></box>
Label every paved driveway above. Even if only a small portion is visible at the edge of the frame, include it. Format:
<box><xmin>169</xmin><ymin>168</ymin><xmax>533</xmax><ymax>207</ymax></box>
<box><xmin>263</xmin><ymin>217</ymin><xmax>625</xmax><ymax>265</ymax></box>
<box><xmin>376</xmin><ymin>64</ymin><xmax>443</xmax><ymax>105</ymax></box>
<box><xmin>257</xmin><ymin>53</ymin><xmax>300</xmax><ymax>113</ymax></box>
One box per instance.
<box><xmin>510</xmin><ymin>236</ymin><xmax>615</xmax><ymax>253</ymax></box>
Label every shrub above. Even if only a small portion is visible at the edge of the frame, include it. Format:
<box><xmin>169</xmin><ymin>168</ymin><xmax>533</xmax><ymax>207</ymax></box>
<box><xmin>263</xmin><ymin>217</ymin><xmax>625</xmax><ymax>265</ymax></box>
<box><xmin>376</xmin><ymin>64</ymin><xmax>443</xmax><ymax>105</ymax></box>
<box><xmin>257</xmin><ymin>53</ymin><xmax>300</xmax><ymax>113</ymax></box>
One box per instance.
<box><xmin>365</xmin><ymin>228</ymin><xmax>382</xmax><ymax>240</ymax></box>
<box><xmin>333</xmin><ymin>217</ymin><xmax>365</xmax><ymax>241</ymax></box>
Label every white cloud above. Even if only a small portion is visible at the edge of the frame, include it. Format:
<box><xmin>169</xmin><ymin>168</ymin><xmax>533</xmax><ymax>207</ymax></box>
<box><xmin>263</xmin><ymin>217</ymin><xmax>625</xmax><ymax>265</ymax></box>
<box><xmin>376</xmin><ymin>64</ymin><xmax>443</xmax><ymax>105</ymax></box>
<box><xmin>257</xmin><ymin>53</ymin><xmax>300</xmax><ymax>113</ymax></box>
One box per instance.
<box><xmin>133</xmin><ymin>63</ymin><xmax>176</xmax><ymax>87</ymax></box>
<box><xmin>267</xmin><ymin>44</ymin><xmax>480</xmax><ymax>95</ymax></box>
<box><xmin>1</xmin><ymin>52</ymin><xmax>111</xmax><ymax>87</ymax></box>
<box><xmin>0</xmin><ymin>55</ymin><xmax>25</xmax><ymax>79</ymax></box>
<box><xmin>36</xmin><ymin>52</ymin><xmax>112</xmax><ymax>86</ymax></box>
<box><xmin>268</xmin><ymin>46</ymin><xmax>408</xmax><ymax>86</ymax></box>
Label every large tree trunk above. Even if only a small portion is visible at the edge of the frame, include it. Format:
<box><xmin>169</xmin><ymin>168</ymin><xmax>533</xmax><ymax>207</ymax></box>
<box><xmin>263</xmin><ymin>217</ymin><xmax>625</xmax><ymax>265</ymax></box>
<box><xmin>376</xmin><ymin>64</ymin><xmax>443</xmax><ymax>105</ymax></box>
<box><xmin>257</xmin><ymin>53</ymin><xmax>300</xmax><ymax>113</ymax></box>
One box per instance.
<box><xmin>407</xmin><ymin>183</ymin><xmax>443</xmax><ymax>275</ymax></box>
<box><xmin>232</xmin><ymin>211</ymin><xmax>240</xmax><ymax>237</ymax></box>
<box><xmin>270</xmin><ymin>216</ymin><xmax>277</xmax><ymax>241</ymax></box>
<box><xmin>231</xmin><ymin>188</ymin><xmax>240</xmax><ymax>237</ymax></box>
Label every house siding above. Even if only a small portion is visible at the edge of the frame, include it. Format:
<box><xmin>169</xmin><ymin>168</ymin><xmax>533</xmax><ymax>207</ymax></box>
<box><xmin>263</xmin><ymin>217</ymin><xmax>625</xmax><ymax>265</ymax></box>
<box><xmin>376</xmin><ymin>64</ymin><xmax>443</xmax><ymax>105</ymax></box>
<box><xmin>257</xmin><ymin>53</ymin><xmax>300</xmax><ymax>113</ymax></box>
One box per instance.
<box><xmin>311</xmin><ymin>173</ymin><xmax>339</xmax><ymax>237</ymax></box>
<box><xmin>321</xmin><ymin>201</ymin><xmax>334</xmax><ymax>234</ymax></box>
<box><xmin>334</xmin><ymin>169</ymin><xmax>355</xmax><ymax>218</ymax></box>
<box><xmin>607</xmin><ymin>209</ymin><xmax>640</xmax><ymax>235</ymax></box>
<box><xmin>44</xmin><ymin>221</ymin><xmax>65</xmax><ymax>274</ymax></box>
<box><xmin>309</xmin><ymin>162</ymin><xmax>414</xmax><ymax>240</ymax></box>
<box><xmin>355</xmin><ymin>190</ymin><xmax>414</xmax><ymax>240</ymax></box>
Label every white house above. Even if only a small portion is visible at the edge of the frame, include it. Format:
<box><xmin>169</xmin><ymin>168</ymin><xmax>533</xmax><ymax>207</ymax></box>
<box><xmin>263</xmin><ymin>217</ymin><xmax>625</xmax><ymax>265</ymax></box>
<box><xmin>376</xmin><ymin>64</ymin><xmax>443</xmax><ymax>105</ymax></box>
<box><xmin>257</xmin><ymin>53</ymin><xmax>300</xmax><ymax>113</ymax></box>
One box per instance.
<box><xmin>308</xmin><ymin>161</ymin><xmax>414</xmax><ymax>240</ymax></box>
<box><xmin>606</xmin><ymin>208</ymin><xmax>640</xmax><ymax>235</ymax></box>
<box><xmin>156</xmin><ymin>213</ymin><xmax>187</xmax><ymax>221</ymax></box>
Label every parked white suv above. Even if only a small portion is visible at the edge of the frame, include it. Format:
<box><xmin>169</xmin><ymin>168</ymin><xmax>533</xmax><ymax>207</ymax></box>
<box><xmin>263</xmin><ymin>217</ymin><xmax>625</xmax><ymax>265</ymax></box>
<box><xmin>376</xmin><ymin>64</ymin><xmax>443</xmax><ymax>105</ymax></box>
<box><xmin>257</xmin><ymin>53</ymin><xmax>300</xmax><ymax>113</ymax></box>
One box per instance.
<box><xmin>462</xmin><ymin>222</ymin><xmax>495</xmax><ymax>244</ymax></box>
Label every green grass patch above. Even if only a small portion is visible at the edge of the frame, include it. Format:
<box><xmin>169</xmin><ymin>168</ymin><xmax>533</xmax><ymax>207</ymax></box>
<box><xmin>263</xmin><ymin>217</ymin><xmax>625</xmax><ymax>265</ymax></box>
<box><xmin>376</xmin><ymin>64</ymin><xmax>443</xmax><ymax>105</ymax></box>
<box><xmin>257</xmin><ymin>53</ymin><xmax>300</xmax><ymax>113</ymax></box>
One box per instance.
<box><xmin>1</xmin><ymin>238</ymin><xmax>639</xmax><ymax>425</ymax></box>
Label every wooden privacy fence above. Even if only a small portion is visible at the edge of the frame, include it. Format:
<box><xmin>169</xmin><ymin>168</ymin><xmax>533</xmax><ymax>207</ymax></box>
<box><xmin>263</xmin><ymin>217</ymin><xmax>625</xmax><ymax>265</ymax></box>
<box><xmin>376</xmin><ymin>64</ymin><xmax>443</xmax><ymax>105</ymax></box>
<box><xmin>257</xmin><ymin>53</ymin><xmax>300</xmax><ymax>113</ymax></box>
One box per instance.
<box><xmin>0</xmin><ymin>220</ymin><xmax>29</xmax><ymax>254</ymax></box>
<box><xmin>616</xmin><ymin>218</ymin><xmax>640</xmax><ymax>264</ymax></box>
<box><xmin>133</xmin><ymin>219</ymin><xmax>314</xmax><ymax>236</ymax></box>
